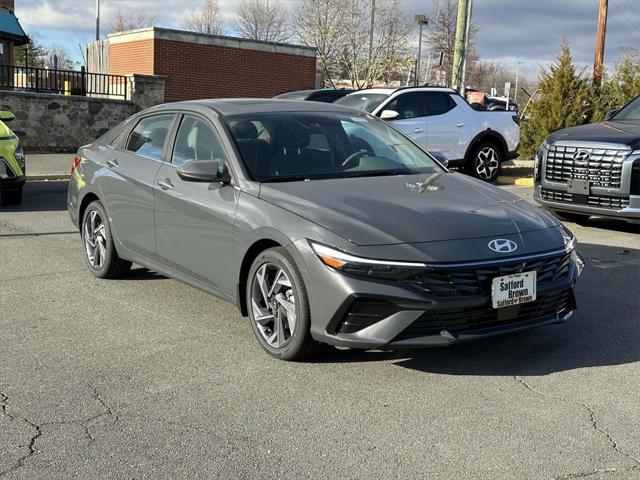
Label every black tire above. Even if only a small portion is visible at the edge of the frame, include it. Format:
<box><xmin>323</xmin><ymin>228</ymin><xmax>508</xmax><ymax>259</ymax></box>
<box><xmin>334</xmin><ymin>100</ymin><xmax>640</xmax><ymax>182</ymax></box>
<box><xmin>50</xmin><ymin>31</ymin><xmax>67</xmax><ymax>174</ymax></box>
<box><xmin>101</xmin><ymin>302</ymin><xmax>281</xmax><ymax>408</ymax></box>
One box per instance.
<box><xmin>81</xmin><ymin>200</ymin><xmax>131</xmax><ymax>279</ymax></box>
<box><xmin>553</xmin><ymin>210</ymin><xmax>590</xmax><ymax>224</ymax></box>
<box><xmin>246</xmin><ymin>247</ymin><xmax>321</xmax><ymax>361</ymax></box>
<box><xmin>466</xmin><ymin>140</ymin><xmax>502</xmax><ymax>182</ymax></box>
<box><xmin>1</xmin><ymin>187</ymin><xmax>22</xmax><ymax>205</ymax></box>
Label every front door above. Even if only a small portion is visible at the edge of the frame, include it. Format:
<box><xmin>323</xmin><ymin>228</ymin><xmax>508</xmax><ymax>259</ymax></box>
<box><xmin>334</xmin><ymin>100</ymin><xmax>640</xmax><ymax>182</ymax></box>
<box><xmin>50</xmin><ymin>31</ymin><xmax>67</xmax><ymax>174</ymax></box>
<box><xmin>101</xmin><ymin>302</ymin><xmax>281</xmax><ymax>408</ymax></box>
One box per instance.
<box><xmin>100</xmin><ymin>113</ymin><xmax>175</xmax><ymax>259</ymax></box>
<box><xmin>423</xmin><ymin>92</ymin><xmax>468</xmax><ymax>161</ymax></box>
<box><xmin>154</xmin><ymin>114</ymin><xmax>239</xmax><ymax>294</ymax></box>
<box><xmin>382</xmin><ymin>92</ymin><xmax>428</xmax><ymax>147</ymax></box>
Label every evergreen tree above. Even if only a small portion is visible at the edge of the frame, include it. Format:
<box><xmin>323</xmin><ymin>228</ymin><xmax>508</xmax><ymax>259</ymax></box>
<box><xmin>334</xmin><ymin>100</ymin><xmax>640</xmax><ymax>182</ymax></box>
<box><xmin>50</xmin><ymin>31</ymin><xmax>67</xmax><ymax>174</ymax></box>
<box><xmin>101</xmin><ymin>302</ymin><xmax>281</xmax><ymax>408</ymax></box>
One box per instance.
<box><xmin>520</xmin><ymin>40</ymin><xmax>591</xmax><ymax>158</ymax></box>
<box><xmin>14</xmin><ymin>38</ymin><xmax>47</xmax><ymax>68</ymax></box>
<box><xmin>592</xmin><ymin>52</ymin><xmax>640</xmax><ymax>121</ymax></box>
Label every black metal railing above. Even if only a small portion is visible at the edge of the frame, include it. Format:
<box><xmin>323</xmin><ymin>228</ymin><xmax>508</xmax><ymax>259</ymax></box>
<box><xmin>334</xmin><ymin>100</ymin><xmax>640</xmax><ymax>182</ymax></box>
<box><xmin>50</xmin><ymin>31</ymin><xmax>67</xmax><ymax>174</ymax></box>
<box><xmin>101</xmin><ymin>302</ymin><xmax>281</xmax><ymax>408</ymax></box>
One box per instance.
<box><xmin>0</xmin><ymin>65</ymin><xmax>128</xmax><ymax>100</ymax></box>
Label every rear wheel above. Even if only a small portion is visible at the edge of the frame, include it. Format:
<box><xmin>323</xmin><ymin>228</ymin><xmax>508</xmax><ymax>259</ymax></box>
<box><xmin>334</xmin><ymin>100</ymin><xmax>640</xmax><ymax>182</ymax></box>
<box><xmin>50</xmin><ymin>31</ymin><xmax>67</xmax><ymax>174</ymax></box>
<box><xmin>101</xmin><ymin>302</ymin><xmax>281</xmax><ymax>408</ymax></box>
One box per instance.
<box><xmin>82</xmin><ymin>200</ymin><xmax>131</xmax><ymax>278</ymax></box>
<box><xmin>0</xmin><ymin>187</ymin><xmax>22</xmax><ymax>205</ymax></box>
<box><xmin>466</xmin><ymin>141</ymin><xmax>502</xmax><ymax>182</ymax></box>
<box><xmin>246</xmin><ymin>247</ymin><xmax>321</xmax><ymax>361</ymax></box>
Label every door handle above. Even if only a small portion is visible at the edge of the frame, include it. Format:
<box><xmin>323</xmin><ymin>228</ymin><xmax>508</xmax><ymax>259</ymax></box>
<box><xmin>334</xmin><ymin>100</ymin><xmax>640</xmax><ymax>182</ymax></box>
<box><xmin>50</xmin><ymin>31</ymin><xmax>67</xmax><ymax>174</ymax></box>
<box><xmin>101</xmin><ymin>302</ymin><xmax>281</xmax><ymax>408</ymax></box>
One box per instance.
<box><xmin>106</xmin><ymin>158</ymin><xmax>119</xmax><ymax>168</ymax></box>
<box><xmin>413</xmin><ymin>128</ymin><xmax>424</xmax><ymax>133</ymax></box>
<box><xmin>157</xmin><ymin>178</ymin><xmax>174</xmax><ymax>190</ymax></box>
<box><xmin>456</xmin><ymin>123</ymin><xmax>465</xmax><ymax>127</ymax></box>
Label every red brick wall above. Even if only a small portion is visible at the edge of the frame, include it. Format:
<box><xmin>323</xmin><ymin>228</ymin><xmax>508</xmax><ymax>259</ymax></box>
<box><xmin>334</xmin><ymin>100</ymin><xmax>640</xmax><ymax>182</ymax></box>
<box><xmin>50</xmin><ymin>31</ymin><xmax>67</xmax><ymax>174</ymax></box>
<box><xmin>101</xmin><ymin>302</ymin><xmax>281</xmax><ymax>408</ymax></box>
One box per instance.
<box><xmin>0</xmin><ymin>0</ymin><xmax>14</xmax><ymax>11</ymax></box>
<box><xmin>108</xmin><ymin>39</ymin><xmax>155</xmax><ymax>76</ymax></box>
<box><xmin>153</xmin><ymin>39</ymin><xmax>316</xmax><ymax>102</ymax></box>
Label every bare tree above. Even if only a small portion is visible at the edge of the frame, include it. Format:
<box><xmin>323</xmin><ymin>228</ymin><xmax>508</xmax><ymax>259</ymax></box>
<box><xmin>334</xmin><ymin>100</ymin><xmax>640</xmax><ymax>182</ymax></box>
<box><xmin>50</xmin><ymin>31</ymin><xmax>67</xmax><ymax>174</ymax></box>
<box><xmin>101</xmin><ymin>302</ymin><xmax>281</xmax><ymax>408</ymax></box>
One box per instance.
<box><xmin>184</xmin><ymin>0</ymin><xmax>224</xmax><ymax>35</ymax></box>
<box><xmin>295</xmin><ymin>0</ymin><xmax>344</xmax><ymax>87</ymax></box>
<box><xmin>236</xmin><ymin>0</ymin><xmax>290</xmax><ymax>43</ymax></box>
<box><xmin>295</xmin><ymin>0</ymin><xmax>412</xmax><ymax>88</ymax></box>
<box><xmin>111</xmin><ymin>11</ymin><xmax>156</xmax><ymax>32</ymax></box>
<box><xmin>43</xmin><ymin>44</ymin><xmax>74</xmax><ymax>70</ymax></box>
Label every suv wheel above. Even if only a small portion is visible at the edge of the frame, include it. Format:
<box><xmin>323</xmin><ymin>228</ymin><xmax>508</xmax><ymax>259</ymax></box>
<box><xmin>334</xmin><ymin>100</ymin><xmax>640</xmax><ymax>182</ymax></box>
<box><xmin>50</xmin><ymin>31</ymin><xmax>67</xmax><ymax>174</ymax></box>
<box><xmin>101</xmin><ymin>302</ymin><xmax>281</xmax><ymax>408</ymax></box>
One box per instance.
<box><xmin>246</xmin><ymin>247</ymin><xmax>321</xmax><ymax>361</ymax></box>
<box><xmin>82</xmin><ymin>200</ymin><xmax>131</xmax><ymax>278</ymax></box>
<box><xmin>467</xmin><ymin>141</ymin><xmax>502</xmax><ymax>182</ymax></box>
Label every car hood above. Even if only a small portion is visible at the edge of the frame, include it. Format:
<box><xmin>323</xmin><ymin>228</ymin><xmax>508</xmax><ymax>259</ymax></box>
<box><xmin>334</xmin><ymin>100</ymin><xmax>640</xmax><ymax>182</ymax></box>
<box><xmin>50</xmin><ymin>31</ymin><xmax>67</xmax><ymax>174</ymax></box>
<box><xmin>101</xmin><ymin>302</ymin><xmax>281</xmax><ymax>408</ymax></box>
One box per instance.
<box><xmin>259</xmin><ymin>172</ymin><xmax>558</xmax><ymax>246</ymax></box>
<box><xmin>548</xmin><ymin>120</ymin><xmax>640</xmax><ymax>149</ymax></box>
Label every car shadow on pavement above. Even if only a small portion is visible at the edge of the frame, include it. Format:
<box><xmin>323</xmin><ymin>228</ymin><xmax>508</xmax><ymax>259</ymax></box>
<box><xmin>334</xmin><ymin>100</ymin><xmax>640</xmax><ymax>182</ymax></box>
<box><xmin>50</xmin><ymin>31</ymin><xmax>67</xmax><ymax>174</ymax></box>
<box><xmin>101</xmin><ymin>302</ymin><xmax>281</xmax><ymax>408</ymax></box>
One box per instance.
<box><xmin>570</xmin><ymin>216</ymin><xmax>640</xmax><ymax>234</ymax></box>
<box><xmin>314</xmin><ymin>242</ymin><xmax>640</xmax><ymax>376</ymax></box>
<box><xmin>1</xmin><ymin>180</ymin><xmax>68</xmax><ymax>212</ymax></box>
<box><xmin>121</xmin><ymin>267</ymin><xmax>168</xmax><ymax>281</ymax></box>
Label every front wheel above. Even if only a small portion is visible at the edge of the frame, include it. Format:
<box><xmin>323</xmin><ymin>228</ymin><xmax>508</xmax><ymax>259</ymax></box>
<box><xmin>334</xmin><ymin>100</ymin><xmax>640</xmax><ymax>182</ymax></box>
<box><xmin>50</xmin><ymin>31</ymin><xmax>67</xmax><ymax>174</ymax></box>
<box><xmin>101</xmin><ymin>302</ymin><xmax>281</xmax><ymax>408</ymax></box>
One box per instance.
<box><xmin>246</xmin><ymin>247</ymin><xmax>321</xmax><ymax>361</ymax></box>
<box><xmin>466</xmin><ymin>141</ymin><xmax>502</xmax><ymax>182</ymax></box>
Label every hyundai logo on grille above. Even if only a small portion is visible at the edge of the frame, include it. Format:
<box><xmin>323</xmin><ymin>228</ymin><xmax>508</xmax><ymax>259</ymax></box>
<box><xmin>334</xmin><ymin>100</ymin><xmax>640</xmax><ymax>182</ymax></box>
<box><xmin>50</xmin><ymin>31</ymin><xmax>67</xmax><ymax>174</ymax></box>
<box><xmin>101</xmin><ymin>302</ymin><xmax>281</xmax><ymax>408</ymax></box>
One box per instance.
<box><xmin>488</xmin><ymin>239</ymin><xmax>518</xmax><ymax>253</ymax></box>
<box><xmin>573</xmin><ymin>150</ymin><xmax>591</xmax><ymax>164</ymax></box>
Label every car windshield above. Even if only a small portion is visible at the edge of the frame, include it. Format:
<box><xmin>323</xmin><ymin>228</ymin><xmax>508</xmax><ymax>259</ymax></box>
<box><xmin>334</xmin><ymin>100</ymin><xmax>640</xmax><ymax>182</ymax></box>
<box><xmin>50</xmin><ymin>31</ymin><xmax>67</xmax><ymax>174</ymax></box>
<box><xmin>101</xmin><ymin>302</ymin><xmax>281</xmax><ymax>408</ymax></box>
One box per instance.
<box><xmin>335</xmin><ymin>93</ymin><xmax>389</xmax><ymax>113</ymax></box>
<box><xmin>226</xmin><ymin>111</ymin><xmax>441</xmax><ymax>182</ymax></box>
<box><xmin>613</xmin><ymin>96</ymin><xmax>640</xmax><ymax>120</ymax></box>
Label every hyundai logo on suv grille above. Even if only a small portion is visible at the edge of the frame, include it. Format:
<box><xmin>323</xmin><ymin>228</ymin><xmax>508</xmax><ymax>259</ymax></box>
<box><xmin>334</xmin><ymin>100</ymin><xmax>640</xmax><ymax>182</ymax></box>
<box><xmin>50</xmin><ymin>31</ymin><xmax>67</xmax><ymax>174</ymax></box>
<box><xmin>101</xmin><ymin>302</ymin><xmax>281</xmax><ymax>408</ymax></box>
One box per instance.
<box><xmin>573</xmin><ymin>150</ymin><xmax>591</xmax><ymax>164</ymax></box>
<box><xmin>488</xmin><ymin>239</ymin><xmax>518</xmax><ymax>253</ymax></box>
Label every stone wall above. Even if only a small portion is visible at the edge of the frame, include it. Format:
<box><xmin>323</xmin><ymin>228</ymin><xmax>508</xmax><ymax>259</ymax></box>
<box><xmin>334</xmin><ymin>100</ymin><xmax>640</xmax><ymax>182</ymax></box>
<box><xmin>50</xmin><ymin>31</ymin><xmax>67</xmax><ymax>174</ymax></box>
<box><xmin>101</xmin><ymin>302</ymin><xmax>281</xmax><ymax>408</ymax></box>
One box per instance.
<box><xmin>0</xmin><ymin>74</ymin><xmax>166</xmax><ymax>152</ymax></box>
<box><xmin>0</xmin><ymin>91</ymin><xmax>135</xmax><ymax>152</ymax></box>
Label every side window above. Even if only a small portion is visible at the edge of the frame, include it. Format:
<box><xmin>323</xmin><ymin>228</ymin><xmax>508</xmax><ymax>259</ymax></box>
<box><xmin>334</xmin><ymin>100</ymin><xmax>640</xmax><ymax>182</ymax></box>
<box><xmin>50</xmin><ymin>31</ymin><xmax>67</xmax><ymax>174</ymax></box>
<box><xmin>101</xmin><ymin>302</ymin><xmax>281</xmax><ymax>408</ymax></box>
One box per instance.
<box><xmin>126</xmin><ymin>114</ymin><xmax>174</xmax><ymax>161</ymax></box>
<box><xmin>425</xmin><ymin>92</ymin><xmax>456</xmax><ymax>116</ymax></box>
<box><xmin>171</xmin><ymin>115</ymin><xmax>226</xmax><ymax>167</ymax></box>
<box><xmin>384</xmin><ymin>92</ymin><xmax>424</xmax><ymax>120</ymax></box>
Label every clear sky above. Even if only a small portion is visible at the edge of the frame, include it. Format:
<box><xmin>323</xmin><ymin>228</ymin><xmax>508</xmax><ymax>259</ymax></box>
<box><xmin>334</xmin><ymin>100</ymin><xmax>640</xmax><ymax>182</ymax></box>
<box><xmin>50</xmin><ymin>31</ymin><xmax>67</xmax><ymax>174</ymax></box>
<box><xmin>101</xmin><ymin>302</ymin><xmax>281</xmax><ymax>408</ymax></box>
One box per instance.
<box><xmin>14</xmin><ymin>0</ymin><xmax>640</xmax><ymax>80</ymax></box>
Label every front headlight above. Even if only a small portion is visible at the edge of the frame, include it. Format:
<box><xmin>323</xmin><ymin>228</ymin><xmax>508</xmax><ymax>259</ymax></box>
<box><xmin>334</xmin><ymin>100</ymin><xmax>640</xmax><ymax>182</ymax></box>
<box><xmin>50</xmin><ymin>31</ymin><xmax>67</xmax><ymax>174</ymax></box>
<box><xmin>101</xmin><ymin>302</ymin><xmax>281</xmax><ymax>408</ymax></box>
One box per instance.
<box><xmin>534</xmin><ymin>139</ymin><xmax>550</xmax><ymax>181</ymax></box>
<box><xmin>309</xmin><ymin>241</ymin><xmax>426</xmax><ymax>280</ymax></box>
<box><xmin>14</xmin><ymin>147</ymin><xmax>25</xmax><ymax>170</ymax></box>
<box><xmin>560</xmin><ymin>225</ymin><xmax>577</xmax><ymax>251</ymax></box>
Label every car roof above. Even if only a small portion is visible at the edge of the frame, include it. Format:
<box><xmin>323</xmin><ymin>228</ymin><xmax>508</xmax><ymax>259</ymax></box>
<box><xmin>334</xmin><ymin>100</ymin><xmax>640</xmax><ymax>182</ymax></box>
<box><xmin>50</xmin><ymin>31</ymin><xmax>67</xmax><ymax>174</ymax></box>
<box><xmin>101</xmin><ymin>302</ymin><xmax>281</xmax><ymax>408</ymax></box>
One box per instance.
<box><xmin>150</xmin><ymin>98</ymin><xmax>363</xmax><ymax>116</ymax></box>
<box><xmin>344</xmin><ymin>86</ymin><xmax>457</xmax><ymax>96</ymax></box>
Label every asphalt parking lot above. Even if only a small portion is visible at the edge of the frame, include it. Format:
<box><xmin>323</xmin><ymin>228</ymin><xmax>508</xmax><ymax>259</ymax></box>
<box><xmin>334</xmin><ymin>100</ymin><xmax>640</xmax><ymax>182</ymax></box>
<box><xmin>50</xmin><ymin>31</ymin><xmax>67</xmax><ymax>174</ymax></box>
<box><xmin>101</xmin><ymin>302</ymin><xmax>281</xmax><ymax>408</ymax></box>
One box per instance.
<box><xmin>1</xmin><ymin>181</ymin><xmax>639</xmax><ymax>480</ymax></box>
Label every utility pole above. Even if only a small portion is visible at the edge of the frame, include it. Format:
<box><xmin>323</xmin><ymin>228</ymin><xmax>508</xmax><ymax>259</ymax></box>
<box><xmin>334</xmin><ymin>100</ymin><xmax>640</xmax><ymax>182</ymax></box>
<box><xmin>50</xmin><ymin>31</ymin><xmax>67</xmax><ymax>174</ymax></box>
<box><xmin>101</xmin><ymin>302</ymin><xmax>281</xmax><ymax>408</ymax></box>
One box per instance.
<box><xmin>367</xmin><ymin>0</ymin><xmax>375</xmax><ymax>86</ymax></box>
<box><xmin>414</xmin><ymin>15</ymin><xmax>428</xmax><ymax>86</ymax></box>
<box><xmin>95</xmin><ymin>0</ymin><xmax>100</xmax><ymax>41</ymax></box>
<box><xmin>593</xmin><ymin>0</ymin><xmax>608</xmax><ymax>88</ymax></box>
<box><xmin>451</xmin><ymin>0</ymin><xmax>471</xmax><ymax>92</ymax></box>
<box><xmin>458</xmin><ymin>0</ymin><xmax>473</xmax><ymax>94</ymax></box>
<box><xmin>514</xmin><ymin>60</ymin><xmax>523</xmax><ymax>102</ymax></box>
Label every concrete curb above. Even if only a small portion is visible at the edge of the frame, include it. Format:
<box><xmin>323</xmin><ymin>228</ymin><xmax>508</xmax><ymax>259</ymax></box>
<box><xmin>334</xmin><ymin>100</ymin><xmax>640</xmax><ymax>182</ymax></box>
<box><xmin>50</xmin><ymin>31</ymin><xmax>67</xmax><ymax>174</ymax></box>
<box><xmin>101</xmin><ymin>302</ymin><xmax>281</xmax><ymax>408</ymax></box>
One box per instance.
<box><xmin>27</xmin><ymin>174</ymin><xmax>70</xmax><ymax>181</ymax></box>
<box><xmin>497</xmin><ymin>176</ymin><xmax>534</xmax><ymax>186</ymax></box>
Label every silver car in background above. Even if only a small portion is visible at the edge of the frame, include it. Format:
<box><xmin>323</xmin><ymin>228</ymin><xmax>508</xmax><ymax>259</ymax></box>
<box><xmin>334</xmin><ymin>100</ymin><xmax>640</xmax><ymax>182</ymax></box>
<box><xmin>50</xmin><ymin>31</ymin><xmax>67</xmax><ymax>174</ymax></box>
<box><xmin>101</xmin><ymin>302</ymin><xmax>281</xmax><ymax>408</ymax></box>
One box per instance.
<box><xmin>68</xmin><ymin>99</ymin><xmax>583</xmax><ymax>360</ymax></box>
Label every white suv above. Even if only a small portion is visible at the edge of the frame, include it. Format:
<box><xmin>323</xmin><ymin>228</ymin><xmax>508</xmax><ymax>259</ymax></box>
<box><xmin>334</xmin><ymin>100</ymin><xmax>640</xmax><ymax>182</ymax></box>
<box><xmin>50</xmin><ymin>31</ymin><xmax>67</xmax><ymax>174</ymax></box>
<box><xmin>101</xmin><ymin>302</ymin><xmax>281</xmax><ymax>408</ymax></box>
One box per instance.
<box><xmin>337</xmin><ymin>87</ymin><xmax>520</xmax><ymax>182</ymax></box>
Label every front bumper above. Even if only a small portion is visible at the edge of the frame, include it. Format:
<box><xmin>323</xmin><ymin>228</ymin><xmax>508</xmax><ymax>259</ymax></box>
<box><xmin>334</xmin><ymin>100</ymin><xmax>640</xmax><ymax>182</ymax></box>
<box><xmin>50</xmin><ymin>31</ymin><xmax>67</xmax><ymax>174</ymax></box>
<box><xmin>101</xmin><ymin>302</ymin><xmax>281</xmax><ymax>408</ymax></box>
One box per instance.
<box><xmin>0</xmin><ymin>175</ymin><xmax>25</xmax><ymax>191</ymax></box>
<box><xmin>293</xmin><ymin>239</ymin><xmax>582</xmax><ymax>349</ymax></box>
<box><xmin>534</xmin><ymin>184</ymin><xmax>640</xmax><ymax>222</ymax></box>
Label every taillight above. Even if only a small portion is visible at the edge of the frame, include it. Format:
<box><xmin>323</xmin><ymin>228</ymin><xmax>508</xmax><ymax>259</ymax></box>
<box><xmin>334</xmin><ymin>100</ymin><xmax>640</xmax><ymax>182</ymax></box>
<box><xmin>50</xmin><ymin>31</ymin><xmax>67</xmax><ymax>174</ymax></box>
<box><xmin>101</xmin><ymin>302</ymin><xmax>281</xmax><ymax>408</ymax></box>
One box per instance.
<box><xmin>71</xmin><ymin>154</ymin><xmax>81</xmax><ymax>174</ymax></box>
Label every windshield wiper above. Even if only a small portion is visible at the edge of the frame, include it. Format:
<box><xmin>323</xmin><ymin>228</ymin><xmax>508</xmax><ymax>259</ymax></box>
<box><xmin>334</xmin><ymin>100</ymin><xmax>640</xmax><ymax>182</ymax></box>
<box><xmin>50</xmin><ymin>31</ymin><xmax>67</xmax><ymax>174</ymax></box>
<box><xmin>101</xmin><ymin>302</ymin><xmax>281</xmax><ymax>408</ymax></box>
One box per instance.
<box><xmin>340</xmin><ymin>169</ymin><xmax>413</xmax><ymax>178</ymax></box>
<box><xmin>260</xmin><ymin>175</ymin><xmax>312</xmax><ymax>183</ymax></box>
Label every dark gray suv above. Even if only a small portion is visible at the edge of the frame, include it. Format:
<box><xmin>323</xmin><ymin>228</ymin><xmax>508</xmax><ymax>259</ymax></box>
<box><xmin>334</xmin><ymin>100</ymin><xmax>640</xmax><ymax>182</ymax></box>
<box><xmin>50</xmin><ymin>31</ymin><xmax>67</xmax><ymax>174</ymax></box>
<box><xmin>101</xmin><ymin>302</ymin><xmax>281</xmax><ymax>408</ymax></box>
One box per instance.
<box><xmin>68</xmin><ymin>99</ymin><xmax>584</xmax><ymax>360</ymax></box>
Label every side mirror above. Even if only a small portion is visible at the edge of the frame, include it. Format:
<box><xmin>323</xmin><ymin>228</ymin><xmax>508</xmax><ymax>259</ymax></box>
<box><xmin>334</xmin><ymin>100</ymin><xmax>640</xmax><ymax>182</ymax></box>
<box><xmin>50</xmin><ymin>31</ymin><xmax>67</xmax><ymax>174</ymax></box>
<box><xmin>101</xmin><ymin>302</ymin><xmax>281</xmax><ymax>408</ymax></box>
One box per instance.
<box><xmin>176</xmin><ymin>159</ymin><xmax>231</xmax><ymax>184</ymax></box>
<box><xmin>379</xmin><ymin>109</ymin><xmax>400</xmax><ymax>120</ymax></box>
<box><xmin>0</xmin><ymin>110</ymin><xmax>15</xmax><ymax>122</ymax></box>
<box><xmin>430</xmin><ymin>151</ymin><xmax>449</xmax><ymax>168</ymax></box>
<box><xmin>604</xmin><ymin>109</ymin><xmax>619</xmax><ymax>121</ymax></box>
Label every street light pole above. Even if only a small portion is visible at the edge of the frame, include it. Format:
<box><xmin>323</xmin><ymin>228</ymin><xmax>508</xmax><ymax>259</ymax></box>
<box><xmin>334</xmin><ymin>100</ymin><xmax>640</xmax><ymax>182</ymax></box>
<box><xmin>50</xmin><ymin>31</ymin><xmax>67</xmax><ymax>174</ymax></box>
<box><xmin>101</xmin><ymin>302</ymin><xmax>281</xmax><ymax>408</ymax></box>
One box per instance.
<box><xmin>96</xmin><ymin>0</ymin><xmax>100</xmax><ymax>41</ymax></box>
<box><xmin>514</xmin><ymin>61</ymin><xmax>524</xmax><ymax>103</ymax></box>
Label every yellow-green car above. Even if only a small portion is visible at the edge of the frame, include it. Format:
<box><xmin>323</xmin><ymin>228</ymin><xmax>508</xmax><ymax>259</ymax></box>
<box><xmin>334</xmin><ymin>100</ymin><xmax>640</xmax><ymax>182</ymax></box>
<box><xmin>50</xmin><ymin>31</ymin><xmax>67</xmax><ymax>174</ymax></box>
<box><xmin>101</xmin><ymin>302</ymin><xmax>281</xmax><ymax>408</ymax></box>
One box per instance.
<box><xmin>0</xmin><ymin>110</ymin><xmax>25</xmax><ymax>205</ymax></box>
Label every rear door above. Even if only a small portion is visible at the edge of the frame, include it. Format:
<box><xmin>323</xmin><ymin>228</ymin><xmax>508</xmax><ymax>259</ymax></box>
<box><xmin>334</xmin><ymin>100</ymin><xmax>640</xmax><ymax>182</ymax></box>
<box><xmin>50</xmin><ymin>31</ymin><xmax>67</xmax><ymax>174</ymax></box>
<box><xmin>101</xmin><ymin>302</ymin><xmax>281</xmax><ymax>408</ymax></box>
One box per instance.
<box><xmin>100</xmin><ymin>112</ymin><xmax>176</xmax><ymax>259</ymax></box>
<box><xmin>153</xmin><ymin>113</ymin><xmax>240</xmax><ymax>294</ymax></box>
<box><xmin>381</xmin><ymin>92</ymin><xmax>428</xmax><ymax>147</ymax></box>
<box><xmin>422</xmin><ymin>92</ymin><xmax>468</xmax><ymax>160</ymax></box>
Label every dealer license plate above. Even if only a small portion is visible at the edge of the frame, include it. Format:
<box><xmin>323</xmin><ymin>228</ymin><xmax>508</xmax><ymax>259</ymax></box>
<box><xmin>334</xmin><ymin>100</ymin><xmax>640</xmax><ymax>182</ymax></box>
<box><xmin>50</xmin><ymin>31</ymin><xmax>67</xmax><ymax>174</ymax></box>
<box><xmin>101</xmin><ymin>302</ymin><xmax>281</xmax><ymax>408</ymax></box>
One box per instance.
<box><xmin>491</xmin><ymin>271</ymin><xmax>537</xmax><ymax>309</ymax></box>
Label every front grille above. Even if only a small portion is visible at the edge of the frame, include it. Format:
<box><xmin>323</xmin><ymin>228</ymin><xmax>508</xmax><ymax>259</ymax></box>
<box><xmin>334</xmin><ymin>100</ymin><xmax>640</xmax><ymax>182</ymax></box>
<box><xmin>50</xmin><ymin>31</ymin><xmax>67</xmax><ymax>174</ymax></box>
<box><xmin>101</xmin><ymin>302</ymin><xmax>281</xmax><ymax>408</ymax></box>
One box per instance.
<box><xmin>404</xmin><ymin>252</ymin><xmax>571</xmax><ymax>298</ymax></box>
<box><xmin>395</xmin><ymin>289</ymin><xmax>573</xmax><ymax>339</ymax></box>
<box><xmin>541</xmin><ymin>188</ymin><xmax>630</xmax><ymax>210</ymax></box>
<box><xmin>545</xmin><ymin>144</ymin><xmax>629</xmax><ymax>188</ymax></box>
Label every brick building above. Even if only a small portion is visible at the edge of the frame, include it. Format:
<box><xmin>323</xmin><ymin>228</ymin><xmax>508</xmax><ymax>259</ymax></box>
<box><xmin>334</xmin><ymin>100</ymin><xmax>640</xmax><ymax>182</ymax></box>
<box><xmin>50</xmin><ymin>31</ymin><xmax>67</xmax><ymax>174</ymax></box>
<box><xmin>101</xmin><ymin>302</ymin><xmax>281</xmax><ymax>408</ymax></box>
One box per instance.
<box><xmin>0</xmin><ymin>0</ymin><xmax>28</xmax><ymax>65</ymax></box>
<box><xmin>107</xmin><ymin>27</ymin><xmax>317</xmax><ymax>102</ymax></box>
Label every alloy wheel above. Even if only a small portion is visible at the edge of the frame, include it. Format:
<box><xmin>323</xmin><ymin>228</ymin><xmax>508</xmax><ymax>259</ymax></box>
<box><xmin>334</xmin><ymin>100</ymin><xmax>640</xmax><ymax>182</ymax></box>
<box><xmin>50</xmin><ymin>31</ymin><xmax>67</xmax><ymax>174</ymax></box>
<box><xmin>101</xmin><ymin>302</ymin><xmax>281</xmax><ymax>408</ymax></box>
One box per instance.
<box><xmin>251</xmin><ymin>262</ymin><xmax>297</xmax><ymax>349</ymax></box>
<box><xmin>83</xmin><ymin>210</ymin><xmax>107</xmax><ymax>270</ymax></box>
<box><xmin>475</xmin><ymin>146</ymin><xmax>500</xmax><ymax>180</ymax></box>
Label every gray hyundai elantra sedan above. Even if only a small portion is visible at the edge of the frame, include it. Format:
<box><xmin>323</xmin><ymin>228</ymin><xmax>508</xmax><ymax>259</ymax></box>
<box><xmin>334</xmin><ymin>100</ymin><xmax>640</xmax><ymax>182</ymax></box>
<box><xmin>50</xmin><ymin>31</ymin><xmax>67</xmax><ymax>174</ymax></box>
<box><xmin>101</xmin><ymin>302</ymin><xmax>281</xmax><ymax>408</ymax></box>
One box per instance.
<box><xmin>67</xmin><ymin>99</ymin><xmax>584</xmax><ymax>360</ymax></box>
